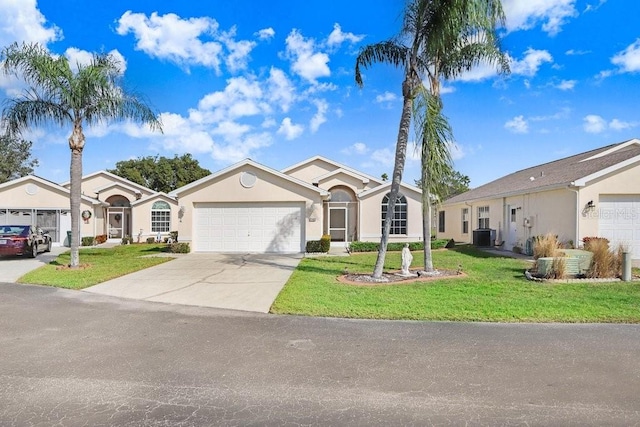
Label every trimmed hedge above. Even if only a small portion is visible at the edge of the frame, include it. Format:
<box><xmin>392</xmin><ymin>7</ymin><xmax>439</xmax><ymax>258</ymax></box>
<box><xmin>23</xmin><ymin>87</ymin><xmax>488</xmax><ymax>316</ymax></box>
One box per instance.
<box><xmin>306</xmin><ymin>234</ymin><xmax>332</xmax><ymax>253</ymax></box>
<box><xmin>349</xmin><ymin>239</ymin><xmax>450</xmax><ymax>253</ymax></box>
<box><xmin>167</xmin><ymin>242</ymin><xmax>190</xmax><ymax>253</ymax></box>
<box><xmin>81</xmin><ymin>236</ymin><xmax>95</xmax><ymax>246</ymax></box>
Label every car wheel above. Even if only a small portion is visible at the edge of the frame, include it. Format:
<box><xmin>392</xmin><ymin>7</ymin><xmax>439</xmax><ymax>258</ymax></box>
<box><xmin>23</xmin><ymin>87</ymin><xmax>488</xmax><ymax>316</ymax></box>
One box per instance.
<box><xmin>45</xmin><ymin>239</ymin><xmax>51</xmax><ymax>252</ymax></box>
<box><xmin>28</xmin><ymin>243</ymin><xmax>37</xmax><ymax>258</ymax></box>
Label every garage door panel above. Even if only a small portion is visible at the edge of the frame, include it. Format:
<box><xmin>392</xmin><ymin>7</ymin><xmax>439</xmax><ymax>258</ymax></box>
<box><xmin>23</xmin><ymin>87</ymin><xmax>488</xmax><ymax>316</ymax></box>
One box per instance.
<box><xmin>599</xmin><ymin>195</ymin><xmax>640</xmax><ymax>259</ymax></box>
<box><xmin>194</xmin><ymin>203</ymin><xmax>304</xmax><ymax>253</ymax></box>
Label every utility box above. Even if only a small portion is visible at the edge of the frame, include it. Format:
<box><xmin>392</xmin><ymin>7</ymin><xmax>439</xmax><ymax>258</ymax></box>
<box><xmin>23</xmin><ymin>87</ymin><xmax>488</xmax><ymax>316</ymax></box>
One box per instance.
<box><xmin>473</xmin><ymin>228</ymin><xmax>495</xmax><ymax>247</ymax></box>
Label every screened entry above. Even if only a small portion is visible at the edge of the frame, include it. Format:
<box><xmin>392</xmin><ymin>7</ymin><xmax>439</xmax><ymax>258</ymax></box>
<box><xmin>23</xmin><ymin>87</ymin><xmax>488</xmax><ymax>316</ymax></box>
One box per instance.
<box><xmin>324</xmin><ymin>187</ymin><xmax>358</xmax><ymax>243</ymax></box>
<box><xmin>0</xmin><ymin>208</ymin><xmax>70</xmax><ymax>244</ymax></box>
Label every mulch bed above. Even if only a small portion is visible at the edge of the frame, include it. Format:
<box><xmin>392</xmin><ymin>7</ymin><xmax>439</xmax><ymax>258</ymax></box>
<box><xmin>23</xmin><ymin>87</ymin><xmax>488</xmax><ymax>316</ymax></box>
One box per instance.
<box><xmin>337</xmin><ymin>269</ymin><xmax>465</xmax><ymax>286</ymax></box>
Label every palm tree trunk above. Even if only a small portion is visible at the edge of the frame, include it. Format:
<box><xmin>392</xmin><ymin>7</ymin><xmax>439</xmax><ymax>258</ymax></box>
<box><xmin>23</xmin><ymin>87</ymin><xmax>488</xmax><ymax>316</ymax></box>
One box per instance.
<box><xmin>68</xmin><ymin>122</ymin><xmax>84</xmax><ymax>268</ymax></box>
<box><xmin>372</xmin><ymin>78</ymin><xmax>414</xmax><ymax>279</ymax></box>
<box><xmin>421</xmin><ymin>149</ymin><xmax>434</xmax><ymax>272</ymax></box>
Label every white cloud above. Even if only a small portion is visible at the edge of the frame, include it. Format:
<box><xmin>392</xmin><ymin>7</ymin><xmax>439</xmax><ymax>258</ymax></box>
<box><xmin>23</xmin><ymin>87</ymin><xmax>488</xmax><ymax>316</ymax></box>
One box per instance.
<box><xmin>65</xmin><ymin>47</ymin><xmax>127</xmax><ymax>74</ymax></box>
<box><xmin>511</xmin><ymin>48</ymin><xmax>553</xmax><ymax>76</ymax></box>
<box><xmin>448</xmin><ymin>141</ymin><xmax>465</xmax><ymax>161</ymax></box>
<box><xmin>555</xmin><ymin>79</ymin><xmax>576</xmax><ymax>90</ymax></box>
<box><xmin>116</xmin><ymin>11</ymin><xmax>229</xmax><ymax>72</ymax></box>
<box><xmin>611</xmin><ymin>39</ymin><xmax>640</xmax><ymax>73</ymax></box>
<box><xmin>267</xmin><ymin>68</ymin><xmax>296</xmax><ymax>112</ymax></box>
<box><xmin>375</xmin><ymin>91</ymin><xmax>397</xmax><ymax>103</ymax></box>
<box><xmin>326</xmin><ymin>23</ymin><xmax>364</xmax><ymax>48</ymax></box>
<box><xmin>565</xmin><ymin>49</ymin><xmax>590</xmax><ymax>56</ymax></box>
<box><xmin>505</xmin><ymin>115</ymin><xmax>529</xmax><ymax>133</ymax></box>
<box><xmin>220</xmin><ymin>27</ymin><xmax>256</xmax><ymax>73</ymax></box>
<box><xmin>341</xmin><ymin>142</ymin><xmax>369</xmax><ymax>156</ymax></box>
<box><xmin>309</xmin><ymin>99</ymin><xmax>328</xmax><ymax>133</ymax></box>
<box><xmin>370</xmin><ymin>148</ymin><xmax>395</xmax><ymax>168</ymax></box>
<box><xmin>584</xmin><ymin>0</ymin><xmax>607</xmax><ymax>12</ymax></box>
<box><xmin>502</xmin><ymin>0</ymin><xmax>578</xmax><ymax>36</ymax></box>
<box><xmin>609</xmin><ymin>118</ymin><xmax>635</xmax><ymax>131</ymax></box>
<box><xmin>583</xmin><ymin>115</ymin><xmax>607</xmax><ymax>133</ymax></box>
<box><xmin>0</xmin><ymin>0</ymin><xmax>61</xmax><ymax>48</ymax></box>
<box><xmin>284</xmin><ymin>29</ymin><xmax>330</xmax><ymax>83</ymax></box>
<box><xmin>255</xmin><ymin>27</ymin><xmax>275</xmax><ymax>40</ymax></box>
<box><xmin>277</xmin><ymin>117</ymin><xmax>304</xmax><ymax>140</ymax></box>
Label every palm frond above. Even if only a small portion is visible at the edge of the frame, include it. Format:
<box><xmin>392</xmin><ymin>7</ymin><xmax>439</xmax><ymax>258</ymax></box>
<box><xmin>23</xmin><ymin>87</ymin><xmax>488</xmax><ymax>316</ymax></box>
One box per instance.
<box><xmin>355</xmin><ymin>41</ymin><xmax>410</xmax><ymax>87</ymax></box>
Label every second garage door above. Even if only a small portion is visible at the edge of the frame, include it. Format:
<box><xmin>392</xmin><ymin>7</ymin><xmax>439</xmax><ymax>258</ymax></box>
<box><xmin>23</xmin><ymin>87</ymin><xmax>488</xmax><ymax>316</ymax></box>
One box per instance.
<box><xmin>599</xmin><ymin>195</ymin><xmax>640</xmax><ymax>259</ymax></box>
<box><xmin>194</xmin><ymin>203</ymin><xmax>304</xmax><ymax>253</ymax></box>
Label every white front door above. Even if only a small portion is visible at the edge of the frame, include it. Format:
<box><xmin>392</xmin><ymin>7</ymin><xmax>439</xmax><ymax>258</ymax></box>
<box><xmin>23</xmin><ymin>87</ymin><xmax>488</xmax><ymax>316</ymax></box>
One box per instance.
<box><xmin>508</xmin><ymin>206</ymin><xmax>518</xmax><ymax>248</ymax></box>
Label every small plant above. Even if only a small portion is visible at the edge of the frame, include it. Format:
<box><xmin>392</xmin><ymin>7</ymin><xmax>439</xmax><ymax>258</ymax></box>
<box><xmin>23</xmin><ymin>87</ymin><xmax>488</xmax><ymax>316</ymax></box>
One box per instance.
<box><xmin>169</xmin><ymin>231</ymin><xmax>178</xmax><ymax>243</ymax></box>
<box><xmin>586</xmin><ymin>238</ymin><xmax>614</xmax><ymax>278</ymax></box>
<box><xmin>94</xmin><ymin>234</ymin><xmax>107</xmax><ymax>244</ymax></box>
<box><xmin>146</xmin><ymin>237</ymin><xmax>155</xmax><ymax>244</ymax></box>
<box><xmin>121</xmin><ymin>235</ymin><xmax>133</xmax><ymax>245</ymax></box>
<box><xmin>305</xmin><ymin>240</ymin><xmax>323</xmax><ymax>253</ymax></box>
<box><xmin>167</xmin><ymin>242</ymin><xmax>190</xmax><ymax>253</ymax></box>
<box><xmin>81</xmin><ymin>236</ymin><xmax>95</xmax><ymax>246</ymax></box>
<box><xmin>320</xmin><ymin>234</ymin><xmax>331</xmax><ymax>253</ymax></box>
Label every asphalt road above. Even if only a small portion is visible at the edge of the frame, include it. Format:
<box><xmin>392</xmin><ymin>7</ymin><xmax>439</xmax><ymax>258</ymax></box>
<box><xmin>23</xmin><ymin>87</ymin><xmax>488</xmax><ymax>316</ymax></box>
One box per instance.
<box><xmin>1</xmin><ymin>282</ymin><xmax>639</xmax><ymax>426</ymax></box>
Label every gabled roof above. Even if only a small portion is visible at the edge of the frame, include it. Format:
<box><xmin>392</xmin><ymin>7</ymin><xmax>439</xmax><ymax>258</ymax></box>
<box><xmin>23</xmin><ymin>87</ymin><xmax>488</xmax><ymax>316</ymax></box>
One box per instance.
<box><xmin>60</xmin><ymin>170</ymin><xmax>154</xmax><ymax>195</ymax></box>
<box><xmin>312</xmin><ymin>168</ymin><xmax>370</xmax><ymax>185</ymax></box>
<box><xmin>131</xmin><ymin>192</ymin><xmax>177</xmax><ymax>207</ymax></box>
<box><xmin>93</xmin><ymin>181</ymin><xmax>143</xmax><ymax>195</ymax></box>
<box><xmin>281</xmin><ymin>155</ymin><xmax>384</xmax><ymax>186</ymax></box>
<box><xmin>445</xmin><ymin>138</ymin><xmax>640</xmax><ymax>205</ymax></box>
<box><xmin>0</xmin><ymin>175</ymin><xmax>107</xmax><ymax>206</ymax></box>
<box><xmin>170</xmin><ymin>158</ymin><xmax>330</xmax><ymax>197</ymax></box>
<box><xmin>358</xmin><ymin>181</ymin><xmax>422</xmax><ymax>198</ymax></box>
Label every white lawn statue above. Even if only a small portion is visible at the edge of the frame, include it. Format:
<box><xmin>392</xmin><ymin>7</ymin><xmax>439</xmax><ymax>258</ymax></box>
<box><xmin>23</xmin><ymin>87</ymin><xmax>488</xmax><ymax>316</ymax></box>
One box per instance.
<box><xmin>401</xmin><ymin>243</ymin><xmax>413</xmax><ymax>276</ymax></box>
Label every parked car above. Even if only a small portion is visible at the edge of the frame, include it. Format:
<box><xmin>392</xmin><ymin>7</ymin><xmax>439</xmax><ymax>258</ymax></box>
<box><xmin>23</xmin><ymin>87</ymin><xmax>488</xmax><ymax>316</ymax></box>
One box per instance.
<box><xmin>0</xmin><ymin>225</ymin><xmax>52</xmax><ymax>258</ymax></box>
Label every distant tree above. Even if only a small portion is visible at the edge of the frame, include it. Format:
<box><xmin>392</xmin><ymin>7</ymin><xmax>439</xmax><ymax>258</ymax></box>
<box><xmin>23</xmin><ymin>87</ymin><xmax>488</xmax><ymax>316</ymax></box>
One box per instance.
<box><xmin>381</xmin><ymin>173</ymin><xmax>389</xmax><ymax>182</ymax></box>
<box><xmin>0</xmin><ymin>134</ymin><xmax>39</xmax><ymax>183</ymax></box>
<box><xmin>1</xmin><ymin>42</ymin><xmax>161</xmax><ymax>268</ymax></box>
<box><xmin>415</xmin><ymin>168</ymin><xmax>470</xmax><ymax>201</ymax></box>
<box><xmin>109</xmin><ymin>154</ymin><xmax>211</xmax><ymax>193</ymax></box>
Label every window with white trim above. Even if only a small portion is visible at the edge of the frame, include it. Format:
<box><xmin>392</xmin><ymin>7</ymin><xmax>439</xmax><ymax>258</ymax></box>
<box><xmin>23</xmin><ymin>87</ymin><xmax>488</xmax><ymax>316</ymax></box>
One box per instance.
<box><xmin>381</xmin><ymin>193</ymin><xmax>407</xmax><ymax>235</ymax></box>
<box><xmin>438</xmin><ymin>211</ymin><xmax>445</xmax><ymax>233</ymax></box>
<box><xmin>151</xmin><ymin>201</ymin><xmax>171</xmax><ymax>232</ymax></box>
<box><xmin>477</xmin><ymin>206</ymin><xmax>490</xmax><ymax>229</ymax></box>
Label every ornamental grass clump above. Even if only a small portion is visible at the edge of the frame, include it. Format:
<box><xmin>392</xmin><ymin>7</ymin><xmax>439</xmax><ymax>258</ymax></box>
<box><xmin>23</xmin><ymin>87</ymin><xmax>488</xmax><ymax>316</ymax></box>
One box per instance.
<box><xmin>583</xmin><ymin>237</ymin><xmax>622</xmax><ymax>278</ymax></box>
<box><xmin>550</xmin><ymin>256</ymin><xmax>567</xmax><ymax>279</ymax></box>
<box><xmin>533</xmin><ymin>233</ymin><xmax>561</xmax><ymax>259</ymax></box>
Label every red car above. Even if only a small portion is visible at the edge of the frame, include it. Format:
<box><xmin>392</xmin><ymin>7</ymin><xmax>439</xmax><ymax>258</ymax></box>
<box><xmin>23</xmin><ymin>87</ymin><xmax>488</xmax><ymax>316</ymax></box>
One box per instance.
<box><xmin>0</xmin><ymin>225</ymin><xmax>52</xmax><ymax>258</ymax></box>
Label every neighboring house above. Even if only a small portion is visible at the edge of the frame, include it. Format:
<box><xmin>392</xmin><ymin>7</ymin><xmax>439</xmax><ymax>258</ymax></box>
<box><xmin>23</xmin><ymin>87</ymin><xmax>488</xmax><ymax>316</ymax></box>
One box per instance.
<box><xmin>437</xmin><ymin>138</ymin><xmax>640</xmax><ymax>260</ymax></box>
<box><xmin>0</xmin><ymin>156</ymin><xmax>422</xmax><ymax>253</ymax></box>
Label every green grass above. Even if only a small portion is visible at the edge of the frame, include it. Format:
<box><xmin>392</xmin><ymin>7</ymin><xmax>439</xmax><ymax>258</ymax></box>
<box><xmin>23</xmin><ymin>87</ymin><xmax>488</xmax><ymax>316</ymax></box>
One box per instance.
<box><xmin>271</xmin><ymin>246</ymin><xmax>640</xmax><ymax>323</ymax></box>
<box><xmin>19</xmin><ymin>244</ymin><xmax>173</xmax><ymax>289</ymax></box>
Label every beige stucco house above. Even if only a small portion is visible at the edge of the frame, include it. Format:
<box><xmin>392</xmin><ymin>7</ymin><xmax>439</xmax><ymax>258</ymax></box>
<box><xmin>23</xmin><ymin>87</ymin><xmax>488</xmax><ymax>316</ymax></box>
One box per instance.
<box><xmin>437</xmin><ymin>138</ymin><xmax>640</xmax><ymax>260</ymax></box>
<box><xmin>0</xmin><ymin>156</ymin><xmax>422</xmax><ymax>252</ymax></box>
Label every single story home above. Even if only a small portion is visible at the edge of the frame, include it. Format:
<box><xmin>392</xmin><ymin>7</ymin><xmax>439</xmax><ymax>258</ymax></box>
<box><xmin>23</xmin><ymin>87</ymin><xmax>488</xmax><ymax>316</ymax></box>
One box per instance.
<box><xmin>437</xmin><ymin>138</ymin><xmax>640</xmax><ymax>261</ymax></box>
<box><xmin>0</xmin><ymin>156</ymin><xmax>422</xmax><ymax>253</ymax></box>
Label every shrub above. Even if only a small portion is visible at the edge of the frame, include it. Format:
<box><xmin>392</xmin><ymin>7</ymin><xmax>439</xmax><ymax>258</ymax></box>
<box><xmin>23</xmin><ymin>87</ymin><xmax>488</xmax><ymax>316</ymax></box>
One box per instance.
<box><xmin>121</xmin><ymin>235</ymin><xmax>133</xmax><ymax>245</ymax></box>
<box><xmin>146</xmin><ymin>237</ymin><xmax>156</xmax><ymax>244</ymax></box>
<box><xmin>81</xmin><ymin>236</ymin><xmax>95</xmax><ymax>246</ymax></box>
<box><xmin>550</xmin><ymin>256</ymin><xmax>566</xmax><ymax>279</ymax></box>
<box><xmin>320</xmin><ymin>234</ymin><xmax>331</xmax><ymax>253</ymax></box>
<box><xmin>582</xmin><ymin>236</ymin><xmax>609</xmax><ymax>249</ymax></box>
<box><xmin>586</xmin><ymin>238</ymin><xmax>614</xmax><ymax>278</ymax></box>
<box><xmin>94</xmin><ymin>234</ymin><xmax>107</xmax><ymax>244</ymax></box>
<box><xmin>169</xmin><ymin>231</ymin><xmax>179</xmax><ymax>243</ymax></box>
<box><xmin>167</xmin><ymin>242</ymin><xmax>190</xmax><ymax>253</ymax></box>
<box><xmin>348</xmin><ymin>239</ymin><xmax>449</xmax><ymax>252</ymax></box>
<box><xmin>305</xmin><ymin>240</ymin><xmax>323</xmax><ymax>253</ymax></box>
<box><xmin>533</xmin><ymin>233</ymin><xmax>560</xmax><ymax>259</ymax></box>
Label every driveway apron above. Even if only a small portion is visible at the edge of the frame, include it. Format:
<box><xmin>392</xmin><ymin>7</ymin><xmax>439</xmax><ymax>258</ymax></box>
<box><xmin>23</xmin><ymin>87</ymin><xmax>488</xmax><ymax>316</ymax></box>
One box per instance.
<box><xmin>84</xmin><ymin>253</ymin><xmax>301</xmax><ymax>313</ymax></box>
<box><xmin>0</xmin><ymin>246</ymin><xmax>68</xmax><ymax>282</ymax></box>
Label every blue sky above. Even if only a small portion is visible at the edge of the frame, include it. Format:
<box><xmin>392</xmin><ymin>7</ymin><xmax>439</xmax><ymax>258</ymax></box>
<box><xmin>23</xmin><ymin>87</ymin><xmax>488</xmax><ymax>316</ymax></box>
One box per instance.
<box><xmin>1</xmin><ymin>0</ymin><xmax>639</xmax><ymax>188</ymax></box>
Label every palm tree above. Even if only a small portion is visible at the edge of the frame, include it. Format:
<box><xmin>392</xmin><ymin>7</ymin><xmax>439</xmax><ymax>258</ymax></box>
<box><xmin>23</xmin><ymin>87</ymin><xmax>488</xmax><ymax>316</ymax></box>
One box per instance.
<box><xmin>356</xmin><ymin>0</ymin><xmax>508</xmax><ymax>278</ymax></box>
<box><xmin>1</xmin><ymin>42</ymin><xmax>162</xmax><ymax>267</ymax></box>
<box><xmin>417</xmin><ymin>0</ymin><xmax>509</xmax><ymax>272</ymax></box>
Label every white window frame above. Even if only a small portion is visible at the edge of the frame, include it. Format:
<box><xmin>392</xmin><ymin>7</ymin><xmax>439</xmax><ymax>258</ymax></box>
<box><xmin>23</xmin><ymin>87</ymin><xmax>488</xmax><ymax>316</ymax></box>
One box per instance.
<box><xmin>381</xmin><ymin>193</ymin><xmax>407</xmax><ymax>235</ymax></box>
<box><xmin>461</xmin><ymin>208</ymin><xmax>469</xmax><ymax>234</ymax></box>
<box><xmin>478</xmin><ymin>206</ymin><xmax>490</xmax><ymax>229</ymax></box>
<box><xmin>151</xmin><ymin>201</ymin><xmax>171</xmax><ymax>233</ymax></box>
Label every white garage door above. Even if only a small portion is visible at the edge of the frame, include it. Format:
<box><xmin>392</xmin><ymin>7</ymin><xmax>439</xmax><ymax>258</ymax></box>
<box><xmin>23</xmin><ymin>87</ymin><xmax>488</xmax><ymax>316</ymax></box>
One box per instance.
<box><xmin>194</xmin><ymin>203</ymin><xmax>304</xmax><ymax>253</ymax></box>
<box><xmin>599</xmin><ymin>195</ymin><xmax>640</xmax><ymax>259</ymax></box>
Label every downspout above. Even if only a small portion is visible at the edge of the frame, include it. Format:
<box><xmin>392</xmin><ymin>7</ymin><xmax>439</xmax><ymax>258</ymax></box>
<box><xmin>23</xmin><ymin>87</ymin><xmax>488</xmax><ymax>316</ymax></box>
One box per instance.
<box><xmin>568</xmin><ymin>185</ymin><xmax>580</xmax><ymax>247</ymax></box>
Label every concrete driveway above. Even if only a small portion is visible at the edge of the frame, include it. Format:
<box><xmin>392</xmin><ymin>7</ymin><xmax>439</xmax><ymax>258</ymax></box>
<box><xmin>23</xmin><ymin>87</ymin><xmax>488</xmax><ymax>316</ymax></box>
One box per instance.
<box><xmin>84</xmin><ymin>252</ymin><xmax>302</xmax><ymax>312</ymax></box>
<box><xmin>0</xmin><ymin>246</ymin><xmax>68</xmax><ymax>282</ymax></box>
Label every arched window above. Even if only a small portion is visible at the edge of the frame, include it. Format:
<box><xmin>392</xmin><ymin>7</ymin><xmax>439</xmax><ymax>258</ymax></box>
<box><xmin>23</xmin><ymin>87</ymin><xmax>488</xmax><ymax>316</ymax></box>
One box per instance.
<box><xmin>329</xmin><ymin>188</ymin><xmax>355</xmax><ymax>202</ymax></box>
<box><xmin>151</xmin><ymin>201</ymin><xmax>171</xmax><ymax>233</ymax></box>
<box><xmin>381</xmin><ymin>193</ymin><xmax>407</xmax><ymax>235</ymax></box>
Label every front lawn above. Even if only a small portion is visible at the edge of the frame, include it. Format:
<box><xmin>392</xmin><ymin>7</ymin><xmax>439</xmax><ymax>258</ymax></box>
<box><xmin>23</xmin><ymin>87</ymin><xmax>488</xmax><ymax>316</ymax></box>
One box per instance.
<box><xmin>19</xmin><ymin>244</ymin><xmax>173</xmax><ymax>289</ymax></box>
<box><xmin>271</xmin><ymin>246</ymin><xmax>640</xmax><ymax>323</ymax></box>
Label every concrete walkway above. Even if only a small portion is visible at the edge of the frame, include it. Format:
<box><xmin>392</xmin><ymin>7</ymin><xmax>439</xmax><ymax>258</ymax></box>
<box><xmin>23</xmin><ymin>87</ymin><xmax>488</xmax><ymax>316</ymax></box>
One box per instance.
<box><xmin>84</xmin><ymin>253</ymin><xmax>302</xmax><ymax>313</ymax></box>
<box><xmin>0</xmin><ymin>246</ymin><xmax>68</xmax><ymax>282</ymax></box>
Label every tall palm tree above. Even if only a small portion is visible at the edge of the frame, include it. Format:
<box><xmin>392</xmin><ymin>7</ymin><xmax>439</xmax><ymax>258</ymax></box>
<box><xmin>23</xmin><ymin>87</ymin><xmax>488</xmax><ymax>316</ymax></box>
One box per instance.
<box><xmin>1</xmin><ymin>42</ymin><xmax>162</xmax><ymax>267</ymax></box>
<box><xmin>356</xmin><ymin>0</ymin><xmax>508</xmax><ymax>278</ymax></box>
<box><xmin>417</xmin><ymin>0</ymin><xmax>509</xmax><ymax>272</ymax></box>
